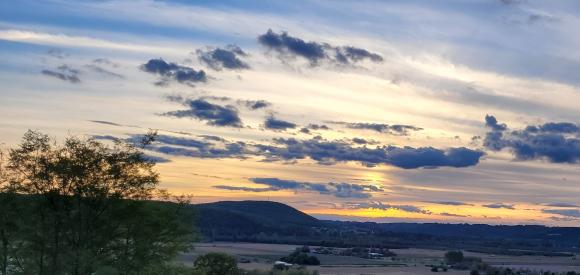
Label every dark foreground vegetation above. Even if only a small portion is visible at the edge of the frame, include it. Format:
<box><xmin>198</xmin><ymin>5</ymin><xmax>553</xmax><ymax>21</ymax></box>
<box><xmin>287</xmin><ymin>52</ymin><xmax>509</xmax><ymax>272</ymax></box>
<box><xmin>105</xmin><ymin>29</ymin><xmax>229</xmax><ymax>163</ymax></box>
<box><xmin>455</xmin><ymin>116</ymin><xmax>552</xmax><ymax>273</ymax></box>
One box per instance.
<box><xmin>429</xmin><ymin>250</ymin><xmax>580</xmax><ymax>275</ymax></box>
<box><xmin>0</xmin><ymin>131</ymin><xmax>196</xmax><ymax>275</ymax></box>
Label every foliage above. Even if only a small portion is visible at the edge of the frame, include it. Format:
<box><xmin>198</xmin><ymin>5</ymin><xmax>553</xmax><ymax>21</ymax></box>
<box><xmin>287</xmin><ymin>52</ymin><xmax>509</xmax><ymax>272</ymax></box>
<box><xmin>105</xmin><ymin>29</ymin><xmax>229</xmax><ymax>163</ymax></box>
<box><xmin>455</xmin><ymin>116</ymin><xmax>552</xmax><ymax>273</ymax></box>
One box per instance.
<box><xmin>444</xmin><ymin>250</ymin><xmax>464</xmax><ymax>264</ymax></box>
<box><xmin>193</xmin><ymin>252</ymin><xmax>240</xmax><ymax>275</ymax></box>
<box><xmin>0</xmin><ymin>130</ymin><xmax>195</xmax><ymax>275</ymax></box>
<box><xmin>280</xmin><ymin>250</ymin><xmax>320</xmax><ymax>265</ymax></box>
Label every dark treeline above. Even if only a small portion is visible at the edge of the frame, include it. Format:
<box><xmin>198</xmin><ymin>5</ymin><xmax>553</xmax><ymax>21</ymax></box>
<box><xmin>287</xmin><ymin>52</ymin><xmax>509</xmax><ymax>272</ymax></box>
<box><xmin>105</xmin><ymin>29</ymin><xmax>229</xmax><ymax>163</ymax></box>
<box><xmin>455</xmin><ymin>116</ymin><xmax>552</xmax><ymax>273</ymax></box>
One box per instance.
<box><xmin>0</xmin><ymin>131</ymin><xmax>195</xmax><ymax>275</ymax></box>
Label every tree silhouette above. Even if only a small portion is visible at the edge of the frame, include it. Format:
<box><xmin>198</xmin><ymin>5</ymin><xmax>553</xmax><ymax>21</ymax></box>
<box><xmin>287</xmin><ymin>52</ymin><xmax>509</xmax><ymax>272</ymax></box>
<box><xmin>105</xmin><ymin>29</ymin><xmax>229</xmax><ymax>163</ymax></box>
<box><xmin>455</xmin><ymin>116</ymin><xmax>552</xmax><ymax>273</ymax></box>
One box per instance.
<box><xmin>0</xmin><ymin>130</ymin><xmax>194</xmax><ymax>275</ymax></box>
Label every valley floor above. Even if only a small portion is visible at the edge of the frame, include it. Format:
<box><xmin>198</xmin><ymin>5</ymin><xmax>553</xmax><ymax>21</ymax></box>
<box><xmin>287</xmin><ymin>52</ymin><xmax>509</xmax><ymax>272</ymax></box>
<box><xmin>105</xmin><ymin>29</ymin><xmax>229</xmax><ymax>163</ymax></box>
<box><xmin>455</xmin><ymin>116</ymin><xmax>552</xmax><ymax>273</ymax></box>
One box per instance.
<box><xmin>178</xmin><ymin>242</ymin><xmax>580</xmax><ymax>275</ymax></box>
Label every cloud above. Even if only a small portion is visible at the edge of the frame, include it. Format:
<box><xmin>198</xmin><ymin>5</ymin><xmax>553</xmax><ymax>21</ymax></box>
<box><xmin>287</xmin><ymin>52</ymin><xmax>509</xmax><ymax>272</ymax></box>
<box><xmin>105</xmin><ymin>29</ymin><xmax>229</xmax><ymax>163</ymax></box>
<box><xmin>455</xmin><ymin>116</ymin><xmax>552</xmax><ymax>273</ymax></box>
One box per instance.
<box><xmin>543</xmin><ymin>203</ymin><xmax>579</xmax><ymax>208</ymax></box>
<box><xmin>329</xmin><ymin>121</ymin><xmax>422</xmax><ymax>135</ymax></box>
<box><xmin>307</xmin><ymin>124</ymin><xmax>331</xmax><ymax>131</ymax></box>
<box><xmin>163</xmin><ymin>98</ymin><xmax>243</xmax><ymax>127</ymax></box>
<box><xmin>543</xmin><ymin>209</ymin><xmax>580</xmax><ymax>218</ymax></box>
<box><xmin>439</xmin><ymin>212</ymin><xmax>468</xmax><ymax>218</ymax></box>
<box><xmin>46</xmin><ymin>48</ymin><xmax>68</xmax><ymax>59</ymax></box>
<box><xmin>484</xmin><ymin>114</ymin><xmax>507</xmax><ymax>131</ymax></box>
<box><xmin>345</xmin><ymin>202</ymin><xmax>431</xmax><ymax>214</ymax></box>
<box><xmin>41</xmin><ymin>64</ymin><xmax>81</xmax><ymax>83</ymax></box>
<box><xmin>335</xmin><ymin>46</ymin><xmax>383</xmax><ymax>64</ymax></box>
<box><xmin>258</xmin><ymin>29</ymin><xmax>383</xmax><ymax>66</ymax></box>
<box><xmin>425</xmin><ymin>201</ymin><xmax>474</xmax><ymax>206</ymax></box>
<box><xmin>85</xmin><ymin>58</ymin><xmax>124</xmax><ymax>79</ymax></box>
<box><xmin>264</xmin><ymin>116</ymin><xmax>297</xmax><ymax>131</ymax></box>
<box><xmin>212</xmin><ymin>185</ymin><xmax>276</xmax><ymax>192</ymax></box>
<box><xmin>328</xmin><ymin>182</ymin><xmax>381</xmax><ymax>198</ymax></box>
<box><xmin>482</xmin><ymin>203</ymin><xmax>515</xmax><ymax>210</ymax></box>
<box><xmin>351</xmin><ymin>138</ymin><xmax>378</xmax><ymax>145</ymax></box>
<box><xmin>89</xmin><ymin>120</ymin><xmax>123</xmax><ymax>127</ymax></box>
<box><xmin>141</xmin><ymin>58</ymin><xmax>207</xmax><ymax>85</ymax></box>
<box><xmin>484</xmin><ymin>115</ymin><xmax>580</xmax><ymax>164</ymax></box>
<box><xmin>196</xmin><ymin>45</ymin><xmax>250</xmax><ymax>70</ymax></box>
<box><xmin>260</xmin><ymin>137</ymin><xmax>484</xmax><ymax>169</ymax></box>
<box><xmin>300</xmin><ymin>124</ymin><xmax>331</xmax><ymax>135</ymax></box>
<box><xmin>142</xmin><ymin>154</ymin><xmax>171</xmax><ymax>163</ymax></box>
<box><xmin>0</xmin><ymin>29</ymin><xmax>167</xmax><ymax>53</ymax></box>
<box><xmin>131</xmin><ymin>134</ymin><xmax>483</xmax><ymax>169</ymax></box>
<box><xmin>214</xmin><ymin>177</ymin><xmax>381</xmax><ymax>198</ymax></box>
<box><xmin>242</xmin><ymin>99</ymin><xmax>271</xmax><ymax>110</ymax></box>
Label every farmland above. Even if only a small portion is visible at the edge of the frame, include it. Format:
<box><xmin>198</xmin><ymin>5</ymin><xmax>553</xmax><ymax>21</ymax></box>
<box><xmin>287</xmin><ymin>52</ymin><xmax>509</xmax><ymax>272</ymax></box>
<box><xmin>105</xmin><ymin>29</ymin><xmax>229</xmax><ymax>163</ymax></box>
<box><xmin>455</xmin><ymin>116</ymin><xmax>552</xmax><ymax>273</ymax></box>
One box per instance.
<box><xmin>180</xmin><ymin>242</ymin><xmax>580</xmax><ymax>274</ymax></box>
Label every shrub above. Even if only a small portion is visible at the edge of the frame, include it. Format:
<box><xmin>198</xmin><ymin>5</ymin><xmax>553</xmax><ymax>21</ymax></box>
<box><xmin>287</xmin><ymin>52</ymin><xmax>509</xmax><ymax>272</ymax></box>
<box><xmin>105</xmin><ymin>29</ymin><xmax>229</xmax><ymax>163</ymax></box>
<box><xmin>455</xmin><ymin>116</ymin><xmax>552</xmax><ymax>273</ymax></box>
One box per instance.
<box><xmin>280</xmin><ymin>251</ymin><xmax>320</xmax><ymax>265</ymax></box>
<box><xmin>194</xmin><ymin>252</ymin><xmax>240</xmax><ymax>275</ymax></box>
<box><xmin>444</xmin><ymin>251</ymin><xmax>464</xmax><ymax>264</ymax></box>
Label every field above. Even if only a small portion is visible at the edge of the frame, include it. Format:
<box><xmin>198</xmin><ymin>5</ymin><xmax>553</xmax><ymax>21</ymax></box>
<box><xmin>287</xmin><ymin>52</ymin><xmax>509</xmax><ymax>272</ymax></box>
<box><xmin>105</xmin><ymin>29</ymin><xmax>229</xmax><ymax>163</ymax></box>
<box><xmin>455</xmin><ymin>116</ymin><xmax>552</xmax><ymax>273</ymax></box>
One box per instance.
<box><xmin>177</xmin><ymin>242</ymin><xmax>580</xmax><ymax>274</ymax></box>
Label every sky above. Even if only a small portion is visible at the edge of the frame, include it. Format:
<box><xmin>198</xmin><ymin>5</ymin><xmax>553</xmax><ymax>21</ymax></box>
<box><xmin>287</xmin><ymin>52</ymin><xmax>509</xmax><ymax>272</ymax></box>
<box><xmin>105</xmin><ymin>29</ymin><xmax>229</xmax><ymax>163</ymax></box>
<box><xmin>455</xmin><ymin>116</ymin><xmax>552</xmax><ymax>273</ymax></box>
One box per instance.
<box><xmin>1</xmin><ymin>0</ymin><xmax>580</xmax><ymax>226</ymax></box>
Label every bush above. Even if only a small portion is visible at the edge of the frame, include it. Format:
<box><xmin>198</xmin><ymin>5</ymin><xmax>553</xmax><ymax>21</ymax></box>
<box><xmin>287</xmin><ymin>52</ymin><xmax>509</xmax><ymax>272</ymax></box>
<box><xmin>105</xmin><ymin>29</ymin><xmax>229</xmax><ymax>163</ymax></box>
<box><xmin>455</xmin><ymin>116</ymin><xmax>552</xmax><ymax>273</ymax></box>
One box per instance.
<box><xmin>444</xmin><ymin>251</ymin><xmax>464</xmax><ymax>264</ymax></box>
<box><xmin>194</xmin><ymin>252</ymin><xmax>240</xmax><ymax>275</ymax></box>
<box><xmin>280</xmin><ymin>251</ymin><xmax>320</xmax><ymax>265</ymax></box>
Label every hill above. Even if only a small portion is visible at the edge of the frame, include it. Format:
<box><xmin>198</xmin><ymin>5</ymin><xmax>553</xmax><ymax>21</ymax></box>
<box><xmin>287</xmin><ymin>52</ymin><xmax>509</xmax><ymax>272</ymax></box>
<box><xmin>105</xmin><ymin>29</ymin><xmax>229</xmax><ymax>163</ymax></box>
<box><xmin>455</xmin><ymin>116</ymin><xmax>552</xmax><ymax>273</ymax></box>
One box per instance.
<box><xmin>192</xmin><ymin>200</ymin><xmax>580</xmax><ymax>255</ymax></box>
<box><xmin>192</xmin><ymin>200</ymin><xmax>321</xmax><ymax>239</ymax></box>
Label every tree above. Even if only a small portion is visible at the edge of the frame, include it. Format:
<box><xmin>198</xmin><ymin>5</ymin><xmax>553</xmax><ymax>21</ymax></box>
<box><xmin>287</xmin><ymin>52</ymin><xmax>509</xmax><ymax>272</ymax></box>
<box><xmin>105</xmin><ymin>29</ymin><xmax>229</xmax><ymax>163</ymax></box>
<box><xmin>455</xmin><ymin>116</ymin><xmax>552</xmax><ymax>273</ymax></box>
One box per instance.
<box><xmin>280</xmin><ymin>251</ymin><xmax>320</xmax><ymax>265</ymax></box>
<box><xmin>444</xmin><ymin>251</ymin><xmax>464</xmax><ymax>264</ymax></box>
<box><xmin>193</xmin><ymin>253</ymin><xmax>239</xmax><ymax>275</ymax></box>
<box><xmin>0</xmin><ymin>150</ymin><xmax>19</xmax><ymax>275</ymax></box>
<box><xmin>0</xmin><ymin>130</ymin><xmax>194</xmax><ymax>275</ymax></box>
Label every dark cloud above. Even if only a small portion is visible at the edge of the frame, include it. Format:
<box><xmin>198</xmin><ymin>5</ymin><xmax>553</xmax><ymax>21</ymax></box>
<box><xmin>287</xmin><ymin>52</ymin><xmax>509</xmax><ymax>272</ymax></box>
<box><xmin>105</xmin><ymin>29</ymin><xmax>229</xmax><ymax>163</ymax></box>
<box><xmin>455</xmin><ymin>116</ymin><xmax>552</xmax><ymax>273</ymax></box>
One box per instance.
<box><xmin>482</xmin><ymin>203</ymin><xmax>515</xmax><ymax>210</ymax></box>
<box><xmin>128</xmin><ymin>133</ymin><xmax>483</xmax><ymax>170</ymax></box>
<box><xmin>329</xmin><ymin>121</ymin><xmax>422</xmax><ymax>135</ymax></box>
<box><xmin>214</xmin><ymin>177</ymin><xmax>381</xmax><ymax>198</ymax></box>
<box><xmin>335</xmin><ymin>46</ymin><xmax>383</xmax><ymax>64</ymax></box>
<box><xmin>425</xmin><ymin>201</ymin><xmax>473</xmax><ymax>206</ymax></box>
<box><xmin>307</xmin><ymin>124</ymin><xmax>331</xmax><ymax>131</ymax></box>
<box><xmin>258</xmin><ymin>29</ymin><xmax>383</xmax><ymax>66</ymax></box>
<box><xmin>352</xmin><ymin>138</ymin><xmax>370</xmax><ymax>145</ymax></box>
<box><xmin>485</xmin><ymin>114</ymin><xmax>507</xmax><ymax>131</ymax></box>
<box><xmin>163</xmin><ymin>98</ymin><xmax>243</xmax><ymax>127</ymax></box>
<box><xmin>484</xmin><ymin>115</ymin><xmax>580</xmax><ymax>164</ymax></box>
<box><xmin>439</xmin><ymin>212</ymin><xmax>468</xmax><ymax>217</ymax></box>
<box><xmin>197</xmin><ymin>45</ymin><xmax>250</xmax><ymax>70</ymax></box>
<box><xmin>543</xmin><ymin>209</ymin><xmax>580</xmax><ymax>218</ymax></box>
<box><xmin>344</xmin><ymin>202</ymin><xmax>431</xmax><ymax>214</ymax></box>
<box><xmin>198</xmin><ymin>135</ymin><xmax>227</xmax><ymax>142</ymax></box>
<box><xmin>124</xmin><ymin>134</ymin><xmax>247</xmax><ymax>160</ymax></box>
<box><xmin>242</xmin><ymin>99</ymin><xmax>271</xmax><ymax>110</ymax></box>
<box><xmin>259</xmin><ymin>137</ymin><xmax>484</xmax><ymax>169</ymax></box>
<box><xmin>300</xmin><ymin>124</ymin><xmax>331</xmax><ymax>134</ymax></box>
<box><xmin>328</xmin><ymin>182</ymin><xmax>381</xmax><ymax>198</ymax></box>
<box><xmin>41</xmin><ymin>64</ymin><xmax>81</xmax><ymax>83</ymax></box>
<box><xmin>543</xmin><ymin>203</ymin><xmax>579</xmax><ymax>208</ymax></box>
<box><xmin>89</xmin><ymin>120</ymin><xmax>123</xmax><ymax>127</ymax></box>
<box><xmin>258</xmin><ymin>29</ymin><xmax>326</xmax><ymax>65</ymax></box>
<box><xmin>264</xmin><ymin>116</ymin><xmax>297</xmax><ymax>131</ymax></box>
<box><xmin>141</xmin><ymin>58</ymin><xmax>207</xmax><ymax>85</ymax></box>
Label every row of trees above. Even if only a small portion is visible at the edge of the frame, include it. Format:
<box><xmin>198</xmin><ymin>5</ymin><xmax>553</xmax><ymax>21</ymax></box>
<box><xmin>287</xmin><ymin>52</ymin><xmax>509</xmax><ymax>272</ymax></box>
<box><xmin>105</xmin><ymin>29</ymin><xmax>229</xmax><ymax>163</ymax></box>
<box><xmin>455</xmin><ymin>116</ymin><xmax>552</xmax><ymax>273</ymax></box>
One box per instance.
<box><xmin>0</xmin><ymin>131</ymin><xmax>195</xmax><ymax>275</ymax></box>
